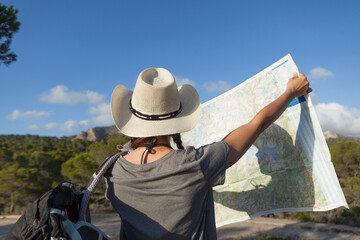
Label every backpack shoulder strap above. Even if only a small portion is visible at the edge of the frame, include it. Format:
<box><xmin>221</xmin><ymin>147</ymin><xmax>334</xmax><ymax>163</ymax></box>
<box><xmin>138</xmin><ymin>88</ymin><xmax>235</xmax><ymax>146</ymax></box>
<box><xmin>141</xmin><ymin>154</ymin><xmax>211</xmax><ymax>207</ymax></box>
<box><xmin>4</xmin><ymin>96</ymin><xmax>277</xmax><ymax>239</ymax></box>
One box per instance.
<box><xmin>78</xmin><ymin>151</ymin><xmax>126</xmax><ymax>221</ymax></box>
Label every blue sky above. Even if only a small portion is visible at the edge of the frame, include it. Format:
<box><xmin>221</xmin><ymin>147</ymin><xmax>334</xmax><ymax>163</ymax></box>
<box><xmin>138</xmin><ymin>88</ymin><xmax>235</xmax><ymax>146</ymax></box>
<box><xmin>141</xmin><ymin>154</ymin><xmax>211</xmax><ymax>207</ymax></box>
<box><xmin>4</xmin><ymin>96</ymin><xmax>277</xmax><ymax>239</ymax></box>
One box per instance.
<box><xmin>1</xmin><ymin>0</ymin><xmax>360</xmax><ymax>137</ymax></box>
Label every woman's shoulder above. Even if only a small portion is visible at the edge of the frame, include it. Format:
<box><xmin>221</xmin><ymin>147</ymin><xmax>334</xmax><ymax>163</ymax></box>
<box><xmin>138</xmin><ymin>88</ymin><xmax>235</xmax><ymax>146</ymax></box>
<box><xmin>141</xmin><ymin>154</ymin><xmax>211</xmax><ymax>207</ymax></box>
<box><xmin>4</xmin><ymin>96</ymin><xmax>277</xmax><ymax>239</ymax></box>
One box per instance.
<box><xmin>181</xmin><ymin>141</ymin><xmax>229</xmax><ymax>161</ymax></box>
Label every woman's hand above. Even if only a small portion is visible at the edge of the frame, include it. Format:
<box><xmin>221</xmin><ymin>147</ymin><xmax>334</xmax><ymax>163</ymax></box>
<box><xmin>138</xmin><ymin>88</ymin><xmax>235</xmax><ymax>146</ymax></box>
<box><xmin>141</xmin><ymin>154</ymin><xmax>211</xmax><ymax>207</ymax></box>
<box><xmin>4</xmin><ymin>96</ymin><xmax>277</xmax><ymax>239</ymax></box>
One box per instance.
<box><xmin>286</xmin><ymin>72</ymin><xmax>312</xmax><ymax>98</ymax></box>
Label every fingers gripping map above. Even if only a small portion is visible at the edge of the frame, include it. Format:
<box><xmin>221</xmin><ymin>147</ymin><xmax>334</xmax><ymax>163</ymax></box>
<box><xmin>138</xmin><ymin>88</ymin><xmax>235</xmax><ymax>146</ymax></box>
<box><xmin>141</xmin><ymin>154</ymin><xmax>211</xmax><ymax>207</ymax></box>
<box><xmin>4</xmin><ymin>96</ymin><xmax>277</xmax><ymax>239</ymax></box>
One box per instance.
<box><xmin>181</xmin><ymin>54</ymin><xmax>348</xmax><ymax>227</ymax></box>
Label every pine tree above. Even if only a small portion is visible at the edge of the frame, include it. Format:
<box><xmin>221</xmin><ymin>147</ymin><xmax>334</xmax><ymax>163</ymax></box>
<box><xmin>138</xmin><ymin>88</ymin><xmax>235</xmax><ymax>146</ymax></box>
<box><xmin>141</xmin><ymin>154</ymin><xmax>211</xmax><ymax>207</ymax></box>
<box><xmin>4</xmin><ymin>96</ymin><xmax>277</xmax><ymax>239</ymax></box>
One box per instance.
<box><xmin>0</xmin><ymin>3</ymin><xmax>20</xmax><ymax>66</ymax></box>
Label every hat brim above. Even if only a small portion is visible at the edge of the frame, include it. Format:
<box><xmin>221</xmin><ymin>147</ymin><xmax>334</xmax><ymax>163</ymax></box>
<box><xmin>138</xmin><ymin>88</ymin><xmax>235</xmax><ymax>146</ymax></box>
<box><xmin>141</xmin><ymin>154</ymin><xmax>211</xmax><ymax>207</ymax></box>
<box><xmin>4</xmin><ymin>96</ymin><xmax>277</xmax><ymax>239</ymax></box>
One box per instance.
<box><xmin>111</xmin><ymin>84</ymin><xmax>201</xmax><ymax>137</ymax></box>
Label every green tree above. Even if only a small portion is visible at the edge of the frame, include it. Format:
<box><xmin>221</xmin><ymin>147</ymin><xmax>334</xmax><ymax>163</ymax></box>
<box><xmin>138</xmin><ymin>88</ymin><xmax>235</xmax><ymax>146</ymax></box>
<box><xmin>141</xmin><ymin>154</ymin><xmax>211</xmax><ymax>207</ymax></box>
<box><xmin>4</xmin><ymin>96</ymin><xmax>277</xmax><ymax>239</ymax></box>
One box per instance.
<box><xmin>343</xmin><ymin>177</ymin><xmax>360</xmax><ymax>206</ymax></box>
<box><xmin>329</xmin><ymin>141</ymin><xmax>360</xmax><ymax>206</ymax></box>
<box><xmin>0</xmin><ymin>134</ymin><xmax>92</xmax><ymax>213</ymax></box>
<box><xmin>0</xmin><ymin>162</ymin><xmax>37</xmax><ymax>213</ymax></box>
<box><xmin>89</xmin><ymin>134</ymin><xmax>129</xmax><ymax>164</ymax></box>
<box><xmin>0</xmin><ymin>143</ymin><xmax>13</xmax><ymax>167</ymax></box>
<box><xmin>86</xmin><ymin>134</ymin><xmax>130</xmax><ymax>211</ymax></box>
<box><xmin>0</xmin><ymin>3</ymin><xmax>20</xmax><ymax>66</ymax></box>
<box><xmin>61</xmin><ymin>152</ymin><xmax>98</xmax><ymax>186</ymax></box>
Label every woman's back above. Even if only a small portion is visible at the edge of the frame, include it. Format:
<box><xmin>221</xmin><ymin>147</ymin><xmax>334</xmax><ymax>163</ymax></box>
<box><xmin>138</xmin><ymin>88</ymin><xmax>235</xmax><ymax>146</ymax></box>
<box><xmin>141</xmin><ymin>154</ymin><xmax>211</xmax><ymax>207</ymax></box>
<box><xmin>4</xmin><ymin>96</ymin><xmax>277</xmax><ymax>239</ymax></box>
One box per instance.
<box><xmin>105</xmin><ymin>142</ymin><xmax>228</xmax><ymax>240</ymax></box>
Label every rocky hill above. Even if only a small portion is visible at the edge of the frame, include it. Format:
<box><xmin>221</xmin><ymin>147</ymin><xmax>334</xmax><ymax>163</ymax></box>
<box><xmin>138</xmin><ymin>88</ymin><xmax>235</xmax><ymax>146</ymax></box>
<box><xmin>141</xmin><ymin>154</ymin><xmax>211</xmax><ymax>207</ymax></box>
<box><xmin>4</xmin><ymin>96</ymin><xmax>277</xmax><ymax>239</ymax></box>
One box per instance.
<box><xmin>323</xmin><ymin>130</ymin><xmax>342</xmax><ymax>139</ymax></box>
<box><xmin>324</xmin><ymin>130</ymin><xmax>360</xmax><ymax>144</ymax></box>
<box><xmin>74</xmin><ymin>125</ymin><xmax>120</xmax><ymax>142</ymax></box>
<box><xmin>74</xmin><ymin>127</ymin><xmax>359</xmax><ymax>143</ymax></box>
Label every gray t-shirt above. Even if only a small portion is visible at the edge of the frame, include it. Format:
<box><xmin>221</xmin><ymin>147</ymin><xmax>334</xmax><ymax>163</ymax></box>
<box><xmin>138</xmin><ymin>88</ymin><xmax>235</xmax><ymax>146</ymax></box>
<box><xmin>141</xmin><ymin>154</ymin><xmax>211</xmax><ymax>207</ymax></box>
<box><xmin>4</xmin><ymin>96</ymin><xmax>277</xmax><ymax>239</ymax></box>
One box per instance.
<box><xmin>105</xmin><ymin>141</ymin><xmax>229</xmax><ymax>240</ymax></box>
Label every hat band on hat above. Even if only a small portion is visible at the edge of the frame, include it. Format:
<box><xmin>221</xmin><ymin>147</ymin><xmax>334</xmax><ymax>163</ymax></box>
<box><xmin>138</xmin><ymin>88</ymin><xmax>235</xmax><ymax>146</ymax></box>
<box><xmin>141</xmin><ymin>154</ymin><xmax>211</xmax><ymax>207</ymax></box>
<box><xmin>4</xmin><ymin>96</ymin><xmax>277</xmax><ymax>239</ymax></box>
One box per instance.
<box><xmin>129</xmin><ymin>100</ymin><xmax>182</xmax><ymax>121</ymax></box>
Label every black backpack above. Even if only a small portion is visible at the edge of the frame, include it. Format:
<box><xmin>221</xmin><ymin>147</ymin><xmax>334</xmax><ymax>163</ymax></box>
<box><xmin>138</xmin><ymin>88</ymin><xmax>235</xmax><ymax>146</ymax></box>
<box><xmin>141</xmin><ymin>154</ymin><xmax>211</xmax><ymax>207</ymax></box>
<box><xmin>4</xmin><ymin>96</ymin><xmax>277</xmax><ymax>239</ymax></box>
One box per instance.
<box><xmin>6</xmin><ymin>152</ymin><xmax>123</xmax><ymax>240</ymax></box>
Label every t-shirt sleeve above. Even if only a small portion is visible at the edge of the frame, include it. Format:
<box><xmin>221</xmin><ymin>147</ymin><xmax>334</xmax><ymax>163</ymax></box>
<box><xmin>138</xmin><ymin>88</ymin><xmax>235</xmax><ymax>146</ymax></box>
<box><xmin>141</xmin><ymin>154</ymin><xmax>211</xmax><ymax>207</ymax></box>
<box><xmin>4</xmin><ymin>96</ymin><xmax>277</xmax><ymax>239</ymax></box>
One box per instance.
<box><xmin>195</xmin><ymin>141</ymin><xmax>229</xmax><ymax>187</ymax></box>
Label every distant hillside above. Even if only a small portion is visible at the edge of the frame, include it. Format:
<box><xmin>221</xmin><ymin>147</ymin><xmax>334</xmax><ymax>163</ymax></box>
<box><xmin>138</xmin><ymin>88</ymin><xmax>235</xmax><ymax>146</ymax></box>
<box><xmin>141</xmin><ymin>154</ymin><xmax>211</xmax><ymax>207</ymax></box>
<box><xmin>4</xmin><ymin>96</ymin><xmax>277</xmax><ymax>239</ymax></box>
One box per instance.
<box><xmin>74</xmin><ymin>125</ymin><xmax>120</xmax><ymax>142</ymax></box>
<box><xmin>324</xmin><ymin>130</ymin><xmax>360</xmax><ymax>144</ymax></box>
<box><xmin>73</xmin><ymin>127</ymin><xmax>360</xmax><ymax>143</ymax></box>
<box><xmin>323</xmin><ymin>130</ymin><xmax>342</xmax><ymax>139</ymax></box>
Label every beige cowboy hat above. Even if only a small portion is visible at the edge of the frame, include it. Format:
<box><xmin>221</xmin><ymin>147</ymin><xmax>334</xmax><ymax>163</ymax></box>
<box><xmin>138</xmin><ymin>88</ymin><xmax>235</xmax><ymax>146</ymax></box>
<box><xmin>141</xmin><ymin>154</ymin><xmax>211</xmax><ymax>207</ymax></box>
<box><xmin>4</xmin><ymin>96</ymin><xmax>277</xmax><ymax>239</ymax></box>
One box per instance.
<box><xmin>111</xmin><ymin>67</ymin><xmax>201</xmax><ymax>137</ymax></box>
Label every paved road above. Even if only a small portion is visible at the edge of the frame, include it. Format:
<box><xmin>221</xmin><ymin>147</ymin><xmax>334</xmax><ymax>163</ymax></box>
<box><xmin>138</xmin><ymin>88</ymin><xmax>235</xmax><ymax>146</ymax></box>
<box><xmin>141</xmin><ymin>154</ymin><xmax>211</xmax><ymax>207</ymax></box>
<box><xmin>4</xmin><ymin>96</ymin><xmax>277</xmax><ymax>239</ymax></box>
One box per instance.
<box><xmin>2</xmin><ymin>213</ymin><xmax>360</xmax><ymax>239</ymax></box>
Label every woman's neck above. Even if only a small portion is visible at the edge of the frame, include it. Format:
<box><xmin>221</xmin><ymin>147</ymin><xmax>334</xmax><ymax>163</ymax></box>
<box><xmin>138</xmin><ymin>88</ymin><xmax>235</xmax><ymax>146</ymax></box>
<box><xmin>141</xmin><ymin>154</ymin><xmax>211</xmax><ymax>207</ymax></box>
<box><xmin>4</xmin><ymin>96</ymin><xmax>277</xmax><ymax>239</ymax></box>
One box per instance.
<box><xmin>124</xmin><ymin>136</ymin><xmax>172</xmax><ymax>165</ymax></box>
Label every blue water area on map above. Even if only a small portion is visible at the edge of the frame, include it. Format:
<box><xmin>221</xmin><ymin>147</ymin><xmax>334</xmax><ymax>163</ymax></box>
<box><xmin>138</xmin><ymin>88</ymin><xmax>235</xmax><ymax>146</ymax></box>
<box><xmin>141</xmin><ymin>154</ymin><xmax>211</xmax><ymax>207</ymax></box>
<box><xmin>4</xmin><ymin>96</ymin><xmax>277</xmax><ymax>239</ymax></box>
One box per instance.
<box><xmin>288</xmin><ymin>96</ymin><xmax>306</xmax><ymax>108</ymax></box>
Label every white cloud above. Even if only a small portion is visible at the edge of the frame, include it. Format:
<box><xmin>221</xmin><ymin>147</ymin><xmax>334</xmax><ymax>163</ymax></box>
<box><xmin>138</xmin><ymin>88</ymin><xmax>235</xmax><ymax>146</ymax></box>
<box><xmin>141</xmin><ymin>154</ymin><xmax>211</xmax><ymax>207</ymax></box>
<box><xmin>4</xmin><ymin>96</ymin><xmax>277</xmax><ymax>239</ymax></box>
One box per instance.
<box><xmin>309</xmin><ymin>67</ymin><xmax>333</xmax><ymax>80</ymax></box>
<box><xmin>203</xmin><ymin>80</ymin><xmax>232</xmax><ymax>92</ymax></box>
<box><xmin>89</xmin><ymin>102</ymin><xmax>113</xmax><ymax>125</ymax></box>
<box><xmin>26</xmin><ymin>124</ymin><xmax>40</xmax><ymax>131</ymax></box>
<box><xmin>89</xmin><ymin>102</ymin><xmax>109</xmax><ymax>115</ymax></box>
<box><xmin>11</xmin><ymin>85</ymin><xmax>113</xmax><ymax>134</ymax></box>
<box><xmin>28</xmin><ymin>101</ymin><xmax>112</xmax><ymax>134</ymax></box>
<box><xmin>6</xmin><ymin>109</ymin><xmax>50</xmax><ymax>120</ymax></box>
<box><xmin>7</xmin><ymin>110</ymin><xmax>20</xmax><ymax>120</ymax></box>
<box><xmin>60</xmin><ymin>120</ymin><xmax>90</xmax><ymax>132</ymax></box>
<box><xmin>175</xmin><ymin>76</ymin><xmax>196</xmax><ymax>86</ymax></box>
<box><xmin>309</xmin><ymin>92</ymin><xmax>318</xmax><ymax>105</ymax></box>
<box><xmin>91</xmin><ymin>114</ymin><xmax>113</xmax><ymax>125</ymax></box>
<box><xmin>44</xmin><ymin>122</ymin><xmax>60</xmax><ymax>131</ymax></box>
<box><xmin>315</xmin><ymin>102</ymin><xmax>360</xmax><ymax>136</ymax></box>
<box><xmin>30</xmin><ymin>120</ymin><xmax>90</xmax><ymax>133</ymax></box>
<box><xmin>86</xmin><ymin>91</ymin><xmax>105</xmax><ymax>104</ymax></box>
<box><xmin>79</xmin><ymin>120</ymin><xmax>90</xmax><ymax>126</ymax></box>
<box><xmin>38</xmin><ymin>85</ymin><xmax>104</xmax><ymax>105</ymax></box>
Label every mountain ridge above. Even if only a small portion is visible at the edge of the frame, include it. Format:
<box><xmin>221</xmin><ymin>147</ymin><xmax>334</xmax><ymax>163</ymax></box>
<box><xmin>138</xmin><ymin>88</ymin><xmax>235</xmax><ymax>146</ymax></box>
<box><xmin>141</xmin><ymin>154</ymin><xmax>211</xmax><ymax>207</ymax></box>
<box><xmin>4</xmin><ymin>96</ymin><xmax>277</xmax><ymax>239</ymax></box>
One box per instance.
<box><xmin>74</xmin><ymin>125</ymin><xmax>120</xmax><ymax>142</ymax></box>
<box><xmin>74</xmin><ymin>127</ymin><xmax>359</xmax><ymax>142</ymax></box>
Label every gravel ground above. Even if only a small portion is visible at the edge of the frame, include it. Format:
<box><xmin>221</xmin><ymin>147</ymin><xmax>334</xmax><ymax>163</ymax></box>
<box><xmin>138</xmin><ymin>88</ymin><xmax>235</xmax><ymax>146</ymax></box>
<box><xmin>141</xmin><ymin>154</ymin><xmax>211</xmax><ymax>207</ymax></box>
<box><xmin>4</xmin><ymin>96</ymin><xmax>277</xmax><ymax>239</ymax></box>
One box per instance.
<box><xmin>1</xmin><ymin>213</ymin><xmax>360</xmax><ymax>240</ymax></box>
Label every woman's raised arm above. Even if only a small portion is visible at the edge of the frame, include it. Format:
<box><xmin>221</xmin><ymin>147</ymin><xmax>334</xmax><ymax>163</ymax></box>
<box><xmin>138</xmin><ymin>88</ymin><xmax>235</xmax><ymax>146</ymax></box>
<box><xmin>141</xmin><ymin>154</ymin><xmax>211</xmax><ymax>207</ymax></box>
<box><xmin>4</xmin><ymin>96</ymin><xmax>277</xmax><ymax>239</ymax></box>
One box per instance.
<box><xmin>223</xmin><ymin>73</ymin><xmax>311</xmax><ymax>169</ymax></box>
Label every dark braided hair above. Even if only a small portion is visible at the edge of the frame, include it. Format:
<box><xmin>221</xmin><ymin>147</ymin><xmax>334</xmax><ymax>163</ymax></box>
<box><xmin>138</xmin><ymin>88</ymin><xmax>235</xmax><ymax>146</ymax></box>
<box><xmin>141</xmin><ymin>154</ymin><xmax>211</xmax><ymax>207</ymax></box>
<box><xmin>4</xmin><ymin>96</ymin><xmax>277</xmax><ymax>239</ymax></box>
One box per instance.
<box><xmin>130</xmin><ymin>137</ymin><xmax>156</xmax><ymax>150</ymax></box>
<box><xmin>130</xmin><ymin>133</ymin><xmax>184</xmax><ymax>150</ymax></box>
<box><xmin>171</xmin><ymin>133</ymin><xmax>184</xmax><ymax>150</ymax></box>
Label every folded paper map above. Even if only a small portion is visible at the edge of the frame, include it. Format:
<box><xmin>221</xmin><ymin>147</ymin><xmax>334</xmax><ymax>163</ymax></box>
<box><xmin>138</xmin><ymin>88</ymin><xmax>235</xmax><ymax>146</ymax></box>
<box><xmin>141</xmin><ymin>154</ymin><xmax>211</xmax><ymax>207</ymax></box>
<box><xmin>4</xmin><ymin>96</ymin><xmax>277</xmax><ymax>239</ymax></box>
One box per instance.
<box><xmin>182</xmin><ymin>54</ymin><xmax>348</xmax><ymax>227</ymax></box>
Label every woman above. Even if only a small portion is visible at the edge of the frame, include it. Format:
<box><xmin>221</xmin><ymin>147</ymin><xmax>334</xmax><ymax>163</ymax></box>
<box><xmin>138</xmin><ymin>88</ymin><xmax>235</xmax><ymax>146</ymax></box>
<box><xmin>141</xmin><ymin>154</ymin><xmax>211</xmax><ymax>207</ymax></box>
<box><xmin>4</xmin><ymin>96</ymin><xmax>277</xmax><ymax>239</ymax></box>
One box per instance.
<box><xmin>105</xmin><ymin>67</ymin><xmax>311</xmax><ymax>239</ymax></box>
